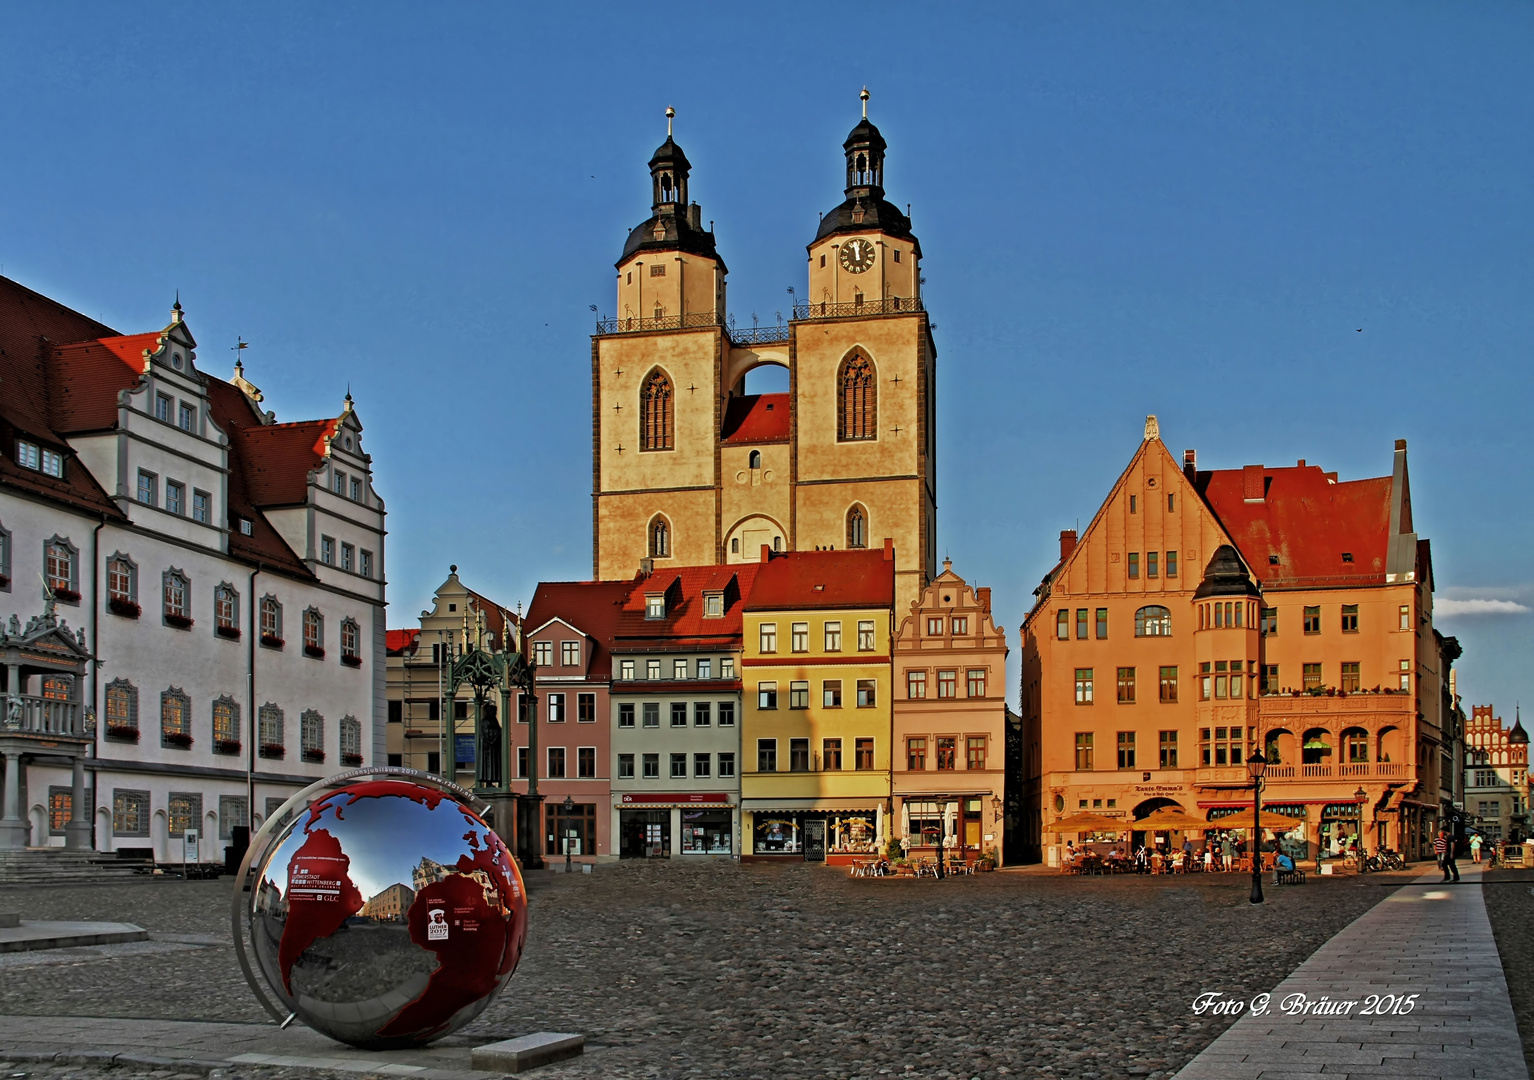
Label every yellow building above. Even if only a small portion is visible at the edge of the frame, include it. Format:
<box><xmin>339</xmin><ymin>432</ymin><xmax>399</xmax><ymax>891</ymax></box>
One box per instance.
<box><xmin>740</xmin><ymin>545</ymin><xmax>895</xmax><ymax>861</ymax></box>
<box><xmin>591</xmin><ymin>99</ymin><xmax>936</xmax><ymax>614</ymax></box>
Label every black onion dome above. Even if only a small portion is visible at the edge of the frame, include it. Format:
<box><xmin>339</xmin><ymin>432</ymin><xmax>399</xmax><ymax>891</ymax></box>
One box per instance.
<box><xmin>1510</xmin><ymin>712</ymin><xmax>1529</xmax><ymax>745</ymax></box>
<box><xmin>648</xmin><ymin>136</ymin><xmax>691</xmax><ymax>172</ymax></box>
<box><xmin>619</xmin><ymin>213</ymin><xmax>723</xmax><ymax>269</ymax></box>
<box><xmin>1194</xmin><ymin>544</ymin><xmax>1262</xmax><ymax>600</ymax></box>
<box><xmin>811</xmin><ymin>116</ymin><xmax>921</xmax><ymax>255</ymax></box>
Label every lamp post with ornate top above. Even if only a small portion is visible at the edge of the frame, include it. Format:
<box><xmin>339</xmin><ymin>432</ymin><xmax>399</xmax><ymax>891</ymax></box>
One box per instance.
<box><xmin>1247</xmin><ymin>751</ymin><xmax>1267</xmax><ymax>904</ymax></box>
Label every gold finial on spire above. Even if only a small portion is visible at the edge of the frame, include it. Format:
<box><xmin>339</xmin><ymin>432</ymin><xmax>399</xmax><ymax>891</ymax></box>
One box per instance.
<box><xmin>860</xmin><ymin>86</ymin><xmax>869</xmax><ymax>119</ymax></box>
<box><xmin>666</xmin><ymin>105</ymin><xmax>675</xmax><ymax>138</ymax></box>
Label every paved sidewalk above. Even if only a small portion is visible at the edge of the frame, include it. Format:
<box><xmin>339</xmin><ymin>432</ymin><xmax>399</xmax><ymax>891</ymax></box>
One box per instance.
<box><xmin>0</xmin><ymin>1015</ymin><xmax>515</xmax><ymax>1079</ymax></box>
<box><xmin>1175</xmin><ymin>865</ymin><xmax>1528</xmax><ymax>1079</ymax></box>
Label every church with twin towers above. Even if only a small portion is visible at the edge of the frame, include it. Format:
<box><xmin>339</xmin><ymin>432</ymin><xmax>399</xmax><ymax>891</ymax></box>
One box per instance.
<box><xmin>591</xmin><ymin>94</ymin><xmax>938</xmax><ymax>612</ymax></box>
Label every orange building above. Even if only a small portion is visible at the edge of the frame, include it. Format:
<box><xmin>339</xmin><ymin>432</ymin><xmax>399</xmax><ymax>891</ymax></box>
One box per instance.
<box><xmin>1021</xmin><ymin>418</ymin><xmax>1451</xmax><ymax>865</ymax></box>
<box><xmin>892</xmin><ymin>560</ymin><xmax>1009</xmax><ymax>864</ymax></box>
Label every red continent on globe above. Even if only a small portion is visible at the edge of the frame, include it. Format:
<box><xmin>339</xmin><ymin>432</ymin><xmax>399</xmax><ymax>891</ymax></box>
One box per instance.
<box><xmin>276</xmin><ymin>828</ymin><xmax>363</xmax><ymax>991</ymax></box>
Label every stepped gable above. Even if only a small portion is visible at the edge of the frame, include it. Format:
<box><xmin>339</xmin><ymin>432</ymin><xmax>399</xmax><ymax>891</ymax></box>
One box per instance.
<box><xmin>1197</xmin><ymin>461</ymin><xmax>1392</xmax><ymax>588</ymax></box>
<box><xmin>720</xmin><ymin>394</ymin><xmax>790</xmax><ymax>444</ymax></box>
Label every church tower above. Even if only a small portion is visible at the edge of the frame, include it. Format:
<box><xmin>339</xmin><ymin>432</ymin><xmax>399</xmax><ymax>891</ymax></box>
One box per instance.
<box><xmin>592</xmin><ymin>97</ymin><xmax>937</xmax><ymax>613</ymax></box>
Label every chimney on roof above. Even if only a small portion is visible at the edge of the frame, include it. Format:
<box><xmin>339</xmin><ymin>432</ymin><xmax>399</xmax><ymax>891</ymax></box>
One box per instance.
<box><xmin>1059</xmin><ymin>530</ymin><xmax>1078</xmax><ymax>560</ymax></box>
<box><xmin>761</xmin><ymin>544</ymin><xmax>772</xmax><ymax>563</ymax></box>
<box><xmin>977</xmin><ymin>587</ymin><xmax>992</xmax><ymax>613</ymax></box>
<box><xmin>639</xmin><ymin>557</ymin><xmax>654</xmax><ymax>577</ymax></box>
<box><xmin>883</xmin><ymin>537</ymin><xmax>894</xmax><ymax>561</ymax></box>
<box><xmin>1242</xmin><ymin>464</ymin><xmax>1266</xmax><ymax>503</ymax></box>
<box><xmin>1183</xmin><ymin>449</ymin><xmax>1197</xmax><ymax>484</ymax></box>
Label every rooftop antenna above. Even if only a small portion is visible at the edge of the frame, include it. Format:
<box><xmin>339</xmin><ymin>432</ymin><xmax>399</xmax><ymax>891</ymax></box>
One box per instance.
<box><xmin>666</xmin><ymin>106</ymin><xmax>674</xmax><ymax>138</ymax></box>
<box><xmin>860</xmin><ymin>86</ymin><xmax>869</xmax><ymax>119</ymax></box>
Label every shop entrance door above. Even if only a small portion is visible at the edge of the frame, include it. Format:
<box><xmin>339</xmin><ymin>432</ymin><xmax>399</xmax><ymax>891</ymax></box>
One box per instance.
<box><xmin>803</xmin><ymin>819</ymin><xmax>826</xmax><ymax>862</ymax></box>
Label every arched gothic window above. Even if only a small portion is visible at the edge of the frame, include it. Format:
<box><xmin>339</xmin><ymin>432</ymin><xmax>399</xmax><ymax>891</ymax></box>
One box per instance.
<box><xmin>649</xmin><ymin>516</ymin><xmax>671</xmax><ymax>559</ymax></box>
<box><xmin>1134</xmin><ymin>606</ymin><xmax>1172</xmax><ymax>637</ymax></box>
<box><xmin>641</xmin><ymin>369</ymin><xmax>674</xmax><ymax>451</ymax></box>
<box><xmin>846</xmin><ymin>505</ymin><xmax>868</xmax><ymax>549</ymax></box>
<box><xmin>749</xmin><ymin>450</ymin><xmax>762</xmax><ymax>469</ymax></box>
<box><xmin>838</xmin><ymin>352</ymin><xmax>876</xmax><ymax>441</ymax></box>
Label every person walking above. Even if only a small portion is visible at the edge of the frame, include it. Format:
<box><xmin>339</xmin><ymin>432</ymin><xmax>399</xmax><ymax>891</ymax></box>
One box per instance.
<box><xmin>1470</xmin><ymin>834</ymin><xmax>1483</xmax><ymax>864</ymax></box>
<box><xmin>1434</xmin><ymin>828</ymin><xmax>1460</xmax><ymax>883</ymax></box>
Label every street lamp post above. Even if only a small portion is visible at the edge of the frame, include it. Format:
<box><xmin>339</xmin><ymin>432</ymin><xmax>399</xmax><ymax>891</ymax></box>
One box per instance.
<box><xmin>1247</xmin><ymin>751</ymin><xmax>1268</xmax><ymax>905</ymax></box>
<box><xmin>505</xmin><ymin>650</ymin><xmax>543</xmax><ymax>870</ymax></box>
<box><xmin>1354</xmin><ymin>786</ymin><xmax>1369</xmax><ymax>867</ymax></box>
<box><xmin>562</xmin><ymin>794</ymin><xmax>575</xmax><ymax>874</ymax></box>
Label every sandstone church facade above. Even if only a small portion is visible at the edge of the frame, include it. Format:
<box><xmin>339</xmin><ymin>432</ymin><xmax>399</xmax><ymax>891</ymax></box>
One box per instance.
<box><xmin>590</xmin><ymin>102</ymin><xmax>938</xmax><ymax>614</ymax></box>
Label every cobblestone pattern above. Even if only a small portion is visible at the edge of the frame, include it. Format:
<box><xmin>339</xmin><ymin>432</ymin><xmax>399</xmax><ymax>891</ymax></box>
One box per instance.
<box><xmin>0</xmin><ymin>1058</ymin><xmax>354</xmax><ymax>1080</ymax></box>
<box><xmin>0</xmin><ymin>863</ymin><xmax>1393</xmax><ymax>1080</ymax></box>
<box><xmin>1481</xmin><ymin>870</ymin><xmax>1534</xmax><ymax>1068</ymax></box>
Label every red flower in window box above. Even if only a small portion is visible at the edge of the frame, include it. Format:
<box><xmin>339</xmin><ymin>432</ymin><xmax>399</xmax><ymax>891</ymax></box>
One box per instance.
<box><xmin>259</xmin><ymin>742</ymin><xmax>286</xmax><ymax>759</ymax></box>
<box><xmin>341</xmin><ymin>653</ymin><xmax>363</xmax><ymax>668</ymax></box>
<box><xmin>215</xmin><ymin>624</ymin><xmax>241</xmax><ymax>640</ymax></box>
<box><xmin>342</xmin><ymin>752</ymin><xmax>364</xmax><ymax>767</ymax></box>
<box><xmin>302</xmin><ymin>748</ymin><xmax>326</xmax><ymax>764</ymax></box>
<box><xmin>108</xmin><ymin>597</ymin><xmax>141</xmax><ymax>618</ymax></box>
<box><xmin>304</xmin><ymin>645</ymin><xmax>326</xmax><ymax>659</ymax></box>
<box><xmin>164</xmin><ymin>613</ymin><xmax>194</xmax><ymax>630</ymax></box>
<box><xmin>163</xmin><ymin>731</ymin><xmax>193</xmax><ymax>749</ymax></box>
<box><xmin>105</xmin><ymin>724</ymin><xmax>140</xmax><ymax>743</ymax></box>
<box><xmin>53</xmin><ymin>588</ymin><xmax>81</xmax><ymax>604</ymax></box>
<box><xmin>260</xmin><ymin>634</ymin><xmax>285</xmax><ymax>649</ymax></box>
<box><xmin>215</xmin><ymin>739</ymin><xmax>242</xmax><ymax>755</ymax></box>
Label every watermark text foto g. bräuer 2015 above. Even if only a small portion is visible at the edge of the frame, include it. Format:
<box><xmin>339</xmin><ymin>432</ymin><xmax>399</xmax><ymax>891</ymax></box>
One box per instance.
<box><xmin>1192</xmin><ymin>991</ymin><xmax>1419</xmax><ymax>1018</ymax></box>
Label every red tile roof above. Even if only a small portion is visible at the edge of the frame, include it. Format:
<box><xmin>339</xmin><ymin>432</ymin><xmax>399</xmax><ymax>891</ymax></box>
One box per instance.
<box><xmin>744</xmin><ymin>549</ymin><xmax>895</xmax><ymax>611</ymax></box>
<box><xmin>387</xmin><ymin>628</ymin><xmax>421</xmax><ymax>656</ymax></box>
<box><xmin>1198</xmin><ymin>463</ymin><xmax>1393</xmax><ymax>588</ymax></box>
<box><xmin>612</xmin><ymin>563</ymin><xmax>762</xmax><ymax>648</ymax></box>
<box><xmin>720</xmin><ymin>394</ymin><xmax>790</xmax><ymax>444</ymax></box>
<box><xmin>0</xmin><ymin>273</ymin><xmax>352</xmax><ymax>582</ymax></box>
<box><xmin>525</xmin><ymin>580</ymin><xmax>633</xmax><ymax>679</ymax></box>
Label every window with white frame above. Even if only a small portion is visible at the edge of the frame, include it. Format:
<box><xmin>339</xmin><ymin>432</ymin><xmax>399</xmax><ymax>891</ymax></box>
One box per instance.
<box><xmin>548</xmin><ymin>693</ymin><xmax>566</xmax><ymax>723</ymax></box>
<box><xmin>562</xmin><ymin>640</ymin><xmax>581</xmax><ymax>666</ymax></box>
<box><xmin>360</xmin><ymin>550</ymin><xmax>373</xmax><ymax>578</ymax></box>
<box><xmin>340</xmin><ymin>618</ymin><xmax>360</xmax><ymax>662</ymax></box>
<box><xmin>15</xmin><ymin>439</ymin><xmax>40</xmax><ymax>470</ymax></box>
<box><xmin>154</xmin><ymin>394</ymin><xmax>172</xmax><ymax>422</ymax></box>
<box><xmin>341</xmin><ymin>543</ymin><xmax>354</xmax><ymax>572</ymax></box>
<box><xmin>259</xmin><ymin>704</ymin><xmax>285</xmax><ymax>754</ymax></box>
<box><xmin>192</xmin><ymin>489</ymin><xmax>210</xmax><ymax>523</ymax></box>
<box><xmin>160</xmin><ymin>687</ymin><xmax>191</xmax><ymax>747</ymax></box>
<box><xmin>163</xmin><ymin>569</ymin><xmax>190</xmax><ymax>625</ymax></box>
<box><xmin>260</xmin><ymin>596</ymin><xmax>283</xmax><ymax>644</ymax></box>
<box><xmin>350</xmin><ymin>477</ymin><xmax>362</xmax><ymax>501</ymax></box>
<box><xmin>301</xmin><ymin>710</ymin><xmax>325</xmax><ymax>762</ymax></box>
<box><xmin>320</xmin><ymin>536</ymin><xmax>335</xmax><ymax>565</ymax></box>
<box><xmin>178</xmin><ymin>401</ymin><xmax>196</xmax><ymax>431</ymax></box>
<box><xmin>107</xmin><ymin>555</ymin><xmax>137</xmax><ymax>608</ymax></box>
<box><xmin>166</xmin><ymin>480</ymin><xmax>184</xmax><ymax>516</ymax></box>
<box><xmin>673</xmin><ymin>658</ymin><xmax>688</xmax><ymax>679</ymax></box>
<box><xmin>303</xmin><ymin>608</ymin><xmax>324</xmax><ymax>656</ymax></box>
<box><xmin>44</xmin><ymin>537</ymin><xmax>77</xmax><ymax>599</ymax></box>
<box><xmin>533</xmin><ymin>639</ymin><xmax>553</xmax><ymax>667</ymax></box>
<box><xmin>340</xmin><ymin>716</ymin><xmax>362</xmax><ymax>765</ymax></box>
<box><xmin>215</xmin><ymin>583</ymin><xmax>239</xmax><ymax>636</ymax></box>
<box><xmin>137</xmin><ymin>470</ymin><xmax>157</xmax><ymax>505</ymax></box>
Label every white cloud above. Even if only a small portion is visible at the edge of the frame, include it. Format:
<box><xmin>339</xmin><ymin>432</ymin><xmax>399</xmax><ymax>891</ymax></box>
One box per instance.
<box><xmin>1436</xmin><ymin>598</ymin><xmax>1531</xmax><ymax>618</ymax></box>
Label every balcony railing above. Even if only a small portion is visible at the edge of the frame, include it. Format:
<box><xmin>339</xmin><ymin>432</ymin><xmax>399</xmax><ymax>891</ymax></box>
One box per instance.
<box><xmin>1202</xmin><ymin>761</ymin><xmax>1414</xmax><ymax>783</ymax></box>
<box><xmin>793</xmin><ymin>297</ymin><xmax>924</xmax><ymax>320</ymax></box>
<box><xmin>596</xmin><ymin>312</ymin><xmax>724</xmax><ymax>335</ymax></box>
<box><xmin>0</xmin><ymin>693</ymin><xmax>85</xmax><ymax>739</ymax></box>
<box><xmin>729</xmin><ymin>324</ymin><xmax>790</xmax><ymax>346</ymax></box>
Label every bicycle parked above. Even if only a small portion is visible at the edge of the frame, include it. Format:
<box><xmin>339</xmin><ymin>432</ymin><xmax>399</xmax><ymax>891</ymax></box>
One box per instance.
<box><xmin>1364</xmin><ymin>850</ymin><xmax>1407</xmax><ymax>872</ymax></box>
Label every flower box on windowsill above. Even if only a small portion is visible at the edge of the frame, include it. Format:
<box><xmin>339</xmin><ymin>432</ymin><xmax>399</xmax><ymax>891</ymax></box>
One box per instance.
<box><xmin>342</xmin><ymin>752</ymin><xmax>364</xmax><ymax>767</ymax></box>
<box><xmin>302</xmin><ymin>748</ymin><xmax>326</xmax><ymax>764</ymax></box>
<box><xmin>259</xmin><ymin>743</ymin><xmax>286</xmax><ymax>759</ymax></box>
<box><xmin>53</xmin><ymin>588</ymin><xmax>81</xmax><ymax>604</ymax></box>
<box><xmin>341</xmin><ymin>654</ymin><xmax>363</xmax><ymax>668</ymax></box>
<box><xmin>304</xmin><ymin>645</ymin><xmax>326</xmax><ymax>660</ymax></box>
<box><xmin>164</xmin><ymin>613</ymin><xmax>194</xmax><ymax>630</ymax></box>
<box><xmin>214</xmin><ymin>739</ymin><xmax>242</xmax><ymax>756</ymax></box>
<box><xmin>105</xmin><ymin>724</ymin><xmax>140</xmax><ymax>743</ymax></box>
<box><xmin>260</xmin><ymin>634</ymin><xmax>285</xmax><ymax>649</ymax></box>
<box><xmin>215</xmin><ymin>624</ymin><xmax>241</xmax><ymax>640</ymax></box>
<box><xmin>108</xmin><ymin>597</ymin><xmax>141</xmax><ymax>618</ymax></box>
<box><xmin>162</xmin><ymin>731</ymin><xmax>193</xmax><ymax>749</ymax></box>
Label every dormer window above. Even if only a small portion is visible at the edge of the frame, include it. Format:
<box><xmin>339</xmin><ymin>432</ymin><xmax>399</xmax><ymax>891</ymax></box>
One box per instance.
<box><xmin>704</xmin><ymin>592</ymin><xmax>724</xmax><ymax>618</ymax></box>
<box><xmin>645</xmin><ymin>594</ymin><xmax>665</xmax><ymax>619</ymax></box>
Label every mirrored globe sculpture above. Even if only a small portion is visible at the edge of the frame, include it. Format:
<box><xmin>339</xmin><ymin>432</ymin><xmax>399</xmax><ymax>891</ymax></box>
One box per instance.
<box><xmin>240</xmin><ymin>774</ymin><xmax>528</xmax><ymax>1048</ymax></box>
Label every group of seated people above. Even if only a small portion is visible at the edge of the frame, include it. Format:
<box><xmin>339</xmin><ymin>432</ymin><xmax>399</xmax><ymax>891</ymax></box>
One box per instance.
<box><xmin>1063</xmin><ymin>839</ymin><xmax>1289</xmax><ymax>874</ymax></box>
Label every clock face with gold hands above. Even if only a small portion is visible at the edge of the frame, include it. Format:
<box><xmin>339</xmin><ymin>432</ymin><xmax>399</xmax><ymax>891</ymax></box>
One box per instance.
<box><xmin>839</xmin><ymin>238</ymin><xmax>875</xmax><ymax>274</ymax></box>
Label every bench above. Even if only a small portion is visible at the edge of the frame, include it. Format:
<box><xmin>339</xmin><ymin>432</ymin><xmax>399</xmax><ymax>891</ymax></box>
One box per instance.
<box><xmin>1275</xmin><ymin>867</ymin><xmax>1306</xmax><ymax>885</ymax></box>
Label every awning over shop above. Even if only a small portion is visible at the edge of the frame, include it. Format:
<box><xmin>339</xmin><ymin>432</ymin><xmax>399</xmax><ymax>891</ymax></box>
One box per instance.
<box><xmin>619</xmin><ymin>792</ymin><xmax>734</xmax><ymax>809</ymax></box>
<box><xmin>742</xmin><ymin>799</ymin><xmax>884</xmax><ymax>812</ymax></box>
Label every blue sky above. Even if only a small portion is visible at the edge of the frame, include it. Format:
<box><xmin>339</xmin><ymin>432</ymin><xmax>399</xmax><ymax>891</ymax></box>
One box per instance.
<box><xmin>2</xmin><ymin>4</ymin><xmax>1531</xmax><ymax>716</ymax></box>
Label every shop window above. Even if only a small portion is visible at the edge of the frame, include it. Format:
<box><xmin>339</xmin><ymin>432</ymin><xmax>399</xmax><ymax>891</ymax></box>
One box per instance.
<box><xmin>545</xmin><ymin>803</ymin><xmax>595</xmax><ymax>856</ymax></box>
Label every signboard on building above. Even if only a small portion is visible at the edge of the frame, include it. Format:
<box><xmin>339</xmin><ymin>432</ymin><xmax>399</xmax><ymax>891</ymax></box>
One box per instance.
<box><xmin>455</xmin><ymin>734</ymin><xmax>476</xmax><ymax>765</ymax></box>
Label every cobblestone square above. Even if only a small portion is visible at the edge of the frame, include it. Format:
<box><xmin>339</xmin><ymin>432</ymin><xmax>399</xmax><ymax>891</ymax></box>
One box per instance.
<box><xmin>0</xmin><ymin>861</ymin><xmax>1398</xmax><ymax>1080</ymax></box>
